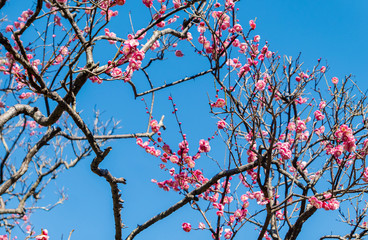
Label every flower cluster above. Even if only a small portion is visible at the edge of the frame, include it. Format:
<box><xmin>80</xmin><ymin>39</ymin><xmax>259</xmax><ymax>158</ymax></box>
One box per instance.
<box><xmin>309</xmin><ymin>194</ymin><xmax>340</xmax><ymax>211</ymax></box>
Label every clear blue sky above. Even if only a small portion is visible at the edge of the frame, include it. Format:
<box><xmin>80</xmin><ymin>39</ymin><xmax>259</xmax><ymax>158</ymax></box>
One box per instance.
<box><xmin>3</xmin><ymin>1</ymin><xmax>368</xmax><ymax>239</ymax></box>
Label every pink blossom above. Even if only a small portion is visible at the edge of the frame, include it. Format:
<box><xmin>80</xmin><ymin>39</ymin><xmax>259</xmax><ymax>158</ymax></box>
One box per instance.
<box><xmin>332</xmin><ymin>145</ymin><xmax>343</xmax><ymax>158</ymax></box>
<box><xmin>169</xmin><ymin>155</ymin><xmax>179</xmax><ymax>164</ymax></box>
<box><xmin>331</xmin><ymin>77</ymin><xmax>338</xmax><ymax>85</ymax></box>
<box><xmin>217</xmin><ymin>120</ymin><xmax>226</xmax><ymax>129</ymax></box>
<box><xmin>265</xmin><ymin>51</ymin><xmax>273</xmax><ymax>58</ymax></box>
<box><xmin>197</xmin><ymin>22</ymin><xmax>206</xmax><ymax>33</ymax></box>
<box><xmin>5</xmin><ymin>25</ymin><xmax>13</xmax><ymax>32</ymax></box>
<box><xmin>173</xmin><ymin>0</ymin><xmax>181</xmax><ymax>9</ymax></box>
<box><xmin>233</xmin><ymin>24</ymin><xmax>243</xmax><ymax>32</ymax></box>
<box><xmin>309</xmin><ymin>196</ymin><xmax>322</xmax><ymax>209</ymax></box>
<box><xmin>129</xmin><ymin>58</ymin><xmax>142</xmax><ymax>70</ymax></box>
<box><xmin>212</xmin><ymin>98</ymin><xmax>226</xmax><ymax>108</ymax></box>
<box><xmin>296</xmin><ymin>120</ymin><xmax>306</xmax><ymax>133</ymax></box>
<box><xmin>0</xmin><ymin>102</ymin><xmax>4</xmax><ymax>108</ymax></box>
<box><xmin>53</xmin><ymin>55</ymin><xmax>63</xmax><ymax>65</ymax></box>
<box><xmin>198</xmin><ymin>222</ymin><xmax>206</xmax><ymax>230</ymax></box>
<box><xmin>327</xmin><ymin>199</ymin><xmax>340</xmax><ymax>210</ymax></box>
<box><xmin>255</xmin><ymin>80</ymin><xmax>266</xmax><ymax>91</ymax></box>
<box><xmin>168</xmin><ymin>15</ymin><xmax>179</xmax><ymax>25</ymax></box>
<box><xmin>135</xmin><ymin>29</ymin><xmax>147</xmax><ymax>40</ymax></box>
<box><xmin>111</xmin><ymin>67</ymin><xmax>123</xmax><ymax>78</ymax></box>
<box><xmin>150</xmin><ymin>40</ymin><xmax>160</xmax><ymax>51</ymax></box>
<box><xmin>253</xmin><ymin>35</ymin><xmax>260</xmax><ymax>42</ymax></box>
<box><xmin>182</xmin><ymin>222</ymin><xmax>191</xmax><ymax>232</ymax></box>
<box><xmin>132</xmin><ymin>51</ymin><xmax>145</xmax><ymax>61</ymax></box>
<box><xmin>249</xmin><ymin>19</ymin><xmax>256</xmax><ymax>29</ymax></box>
<box><xmin>320</xmin><ymin>66</ymin><xmax>326</xmax><ymax>73</ymax></box>
<box><xmin>156</xmin><ymin>21</ymin><xmax>165</xmax><ymax>28</ymax></box>
<box><xmin>162</xmin><ymin>144</ymin><xmax>171</xmax><ymax>154</ymax></box>
<box><xmin>150</xmin><ymin>119</ymin><xmax>160</xmax><ymax>133</ymax></box>
<box><xmin>175</xmin><ymin>50</ymin><xmax>184</xmax><ymax>57</ymax></box>
<box><xmin>19</xmin><ymin>92</ymin><xmax>34</xmax><ymax>100</ymax></box>
<box><xmin>142</xmin><ymin>0</ymin><xmax>153</xmax><ymax>8</ymax></box>
<box><xmin>56</xmin><ymin>0</ymin><xmax>67</xmax><ymax>3</ymax></box>
<box><xmin>314</xmin><ymin>110</ymin><xmax>325</xmax><ymax>121</ymax></box>
<box><xmin>315</xmin><ymin>126</ymin><xmax>325</xmax><ymax>135</ymax></box>
<box><xmin>36</xmin><ymin>229</ymin><xmax>49</xmax><ymax>240</ymax></box>
<box><xmin>287</xmin><ymin>122</ymin><xmax>296</xmax><ymax>131</ymax></box>
<box><xmin>116</xmin><ymin>0</ymin><xmax>126</xmax><ymax>5</ymax></box>
<box><xmin>90</xmin><ymin>76</ymin><xmax>102</xmax><ymax>84</ymax></box>
<box><xmin>198</xmin><ymin>139</ymin><xmax>211</xmax><ymax>153</ymax></box>
<box><xmin>319</xmin><ymin>101</ymin><xmax>326</xmax><ymax>109</ymax></box>
<box><xmin>0</xmin><ymin>235</ymin><xmax>7</xmax><ymax>240</ymax></box>
<box><xmin>238</xmin><ymin>64</ymin><xmax>250</xmax><ymax>77</ymax></box>
<box><xmin>276</xmin><ymin>210</ymin><xmax>284</xmax><ymax>220</ymax></box>
<box><xmin>295</xmin><ymin>96</ymin><xmax>308</xmax><ymax>104</ymax></box>
<box><xmin>59</xmin><ymin>46</ymin><xmax>69</xmax><ymax>56</ymax></box>
<box><xmin>104</xmin><ymin>28</ymin><xmax>116</xmax><ymax>44</ymax></box>
<box><xmin>224</xmin><ymin>229</ymin><xmax>233</xmax><ymax>239</ymax></box>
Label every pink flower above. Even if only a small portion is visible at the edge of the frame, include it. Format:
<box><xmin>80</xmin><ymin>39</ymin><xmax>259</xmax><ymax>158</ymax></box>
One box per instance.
<box><xmin>327</xmin><ymin>199</ymin><xmax>340</xmax><ymax>210</ymax></box>
<box><xmin>238</xmin><ymin>64</ymin><xmax>250</xmax><ymax>77</ymax></box>
<box><xmin>224</xmin><ymin>229</ymin><xmax>233</xmax><ymax>239</ymax></box>
<box><xmin>132</xmin><ymin>51</ymin><xmax>145</xmax><ymax>61</ymax></box>
<box><xmin>5</xmin><ymin>25</ymin><xmax>13</xmax><ymax>32</ymax></box>
<box><xmin>162</xmin><ymin>144</ymin><xmax>171</xmax><ymax>154</ymax></box>
<box><xmin>255</xmin><ymin>80</ymin><xmax>266</xmax><ymax>91</ymax></box>
<box><xmin>175</xmin><ymin>50</ymin><xmax>184</xmax><ymax>57</ymax></box>
<box><xmin>319</xmin><ymin>101</ymin><xmax>326</xmax><ymax>109</ymax></box>
<box><xmin>287</xmin><ymin>122</ymin><xmax>296</xmax><ymax>131</ymax></box>
<box><xmin>56</xmin><ymin>0</ymin><xmax>67</xmax><ymax>3</ymax></box>
<box><xmin>197</xmin><ymin>22</ymin><xmax>206</xmax><ymax>33</ymax></box>
<box><xmin>332</xmin><ymin>77</ymin><xmax>338</xmax><ymax>85</ymax></box>
<box><xmin>111</xmin><ymin>67</ymin><xmax>123</xmax><ymax>78</ymax></box>
<box><xmin>233</xmin><ymin>24</ymin><xmax>243</xmax><ymax>32</ymax></box>
<box><xmin>150</xmin><ymin>119</ymin><xmax>160</xmax><ymax>133</ymax></box>
<box><xmin>135</xmin><ymin>29</ymin><xmax>147</xmax><ymax>40</ymax></box>
<box><xmin>314</xmin><ymin>110</ymin><xmax>325</xmax><ymax>121</ymax></box>
<box><xmin>156</xmin><ymin>21</ymin><xmax>165</xmax><ymax>28</ymax></box>
<box><xmin>0</xmin><ymin>235</ymin><xmax>7</xmax><ymax>240</ymax></box>
<box><xmin>217</xmin><ymin>120</ymin><xmax>226</xmax><ymax>129</ymax></box>
<box><xmin>253</xmin><ymin>35</ymin><xmax>260</xmax><ymax>42</ymax></box>
<box><xmin>332</xmin><ymin>145</ymin><xmax>343</xmax><ymax>158</ymax></box>
<box><xmin>265</xmin><ymin>51</ymin><xmax>273</xmax><ymax>58</ymax></box>
<box><xmin>36</xmin><ymin>229</ymin><xmax>49</xmax><ymax>240</ymax></box>
<box><xmin>142</xmin><ymin>0</ymin><xmax>153</xmax><ymax>8</ymax></box>
<box><xmin>198</xmin><ymin>222</ymin><xmax>206</xmax><ymax>230</ymax></box>
<box><xmin>315</xmin><ymin>126</ymin><xmax>325</xmax><ymax>135</ymax></box>
<box><xmin>296</xmin><ymin>120</ymin><xmax>306</xmax><ymax>133</ymax></box>
<box><xmin>104</xmin><ymin>28</ymin><xmax>116</xmax><ymax>44</ymax></box>
<box><xmin>150</xmin><ymin>40</ymin><xmax>160</xmax><ymax>50</ymax></box>
<box><xmin>116</xmin><ymin>0</ymin><xmax>126</xmax><ymax>5</ymax></box>
<box><xmin>320</xmin><ymin>66</ymin><xmax>326</xmax><ymax>73</ymax></box>
<box><xmin>249</xmin><ymin>19</ymin><xmax>256</xmax><ymax>29</ymax></box>
<box><xmin>198</xmin><ymin>139</ymin><xmax>211</xmax><ymax>153</ymax></box>
<box><xmin>182</xmin><ymin>222</ymin><xmax>191</xmax><ymax>232</ymax></box>
<box><xmin>169</xmin><ymin>155</ymin><xmax>179</xmax><ymax>164</ymax></box>
<box><xmin>173</xmin><ymin>0</ymin><xmax>181</xmax><ymax>9</ymax></box>
<box><xmin>212</xmin><ymin>98</ymin><xmax>226</xmax><ymax>108</ymax></box>
<box><xmin>59</xmin><ymin>46</ymin><xmax>69</xmax><ymax>56</ymax></box>
<box><xmin>309</xmin><ymin>196</ymin><xmax>322</xmax><ymax>209</ymax></box>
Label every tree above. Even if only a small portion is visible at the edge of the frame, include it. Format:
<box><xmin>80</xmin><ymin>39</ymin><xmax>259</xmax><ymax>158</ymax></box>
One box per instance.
<box><xmin>0</xmin><ymin>0</ymin><xmax>368</xmax><ymax>239</ymax></box>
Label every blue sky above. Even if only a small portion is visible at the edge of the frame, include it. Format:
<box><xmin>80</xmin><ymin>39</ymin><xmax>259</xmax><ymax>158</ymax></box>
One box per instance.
<box><xmin>3</xmin><ymin>0</ymin><xmax>368</xmax><ymax>239</ymax></box>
